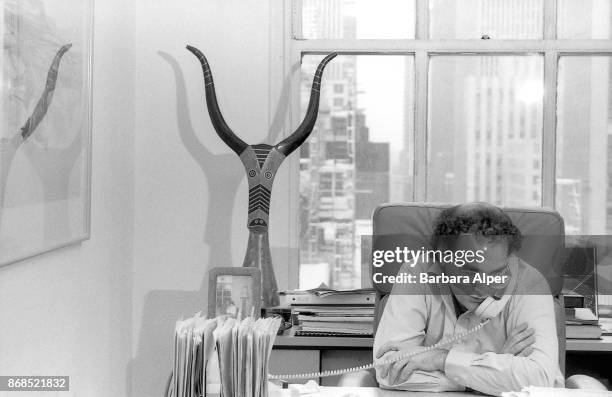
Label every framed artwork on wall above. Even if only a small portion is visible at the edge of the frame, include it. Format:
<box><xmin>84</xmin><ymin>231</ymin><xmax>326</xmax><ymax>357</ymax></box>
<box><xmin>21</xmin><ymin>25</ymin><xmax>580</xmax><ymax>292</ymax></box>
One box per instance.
<box><xmin>0</xmin><ymin>0</ymin><xmax>93</xmax><ymax>267</ymax></box>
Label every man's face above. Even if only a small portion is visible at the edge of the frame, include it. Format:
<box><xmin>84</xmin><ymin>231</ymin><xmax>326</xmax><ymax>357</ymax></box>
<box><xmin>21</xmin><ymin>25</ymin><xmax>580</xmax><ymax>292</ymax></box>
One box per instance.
<box><xmin>445</xmin><ymin>234</ymin><xmax>511</xmax><ymax>311</ymax></box>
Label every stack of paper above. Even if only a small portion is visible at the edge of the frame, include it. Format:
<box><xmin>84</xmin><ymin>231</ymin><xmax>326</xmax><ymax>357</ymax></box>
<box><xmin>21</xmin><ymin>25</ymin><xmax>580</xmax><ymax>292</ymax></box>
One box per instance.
<box><xmin>599</xmin><ymin>317</ymin><xmax>612</xmax><ymax>336</ymax></box>
<box><xmin>170</xmin><ymin>314</ymin><xmax>219</xmax><ymax>397</ymax></box>
<box><xmin>169</xmin><ymin>313</ymin><xmax>281</xmax><ymax>397</ymax></box>
<box><xmin>565</xmin><ymin>308</ymin><xmax>602</xmax><ymax>339</ymax></box>
<box><xmin>294</xmin><ymin>306</ymin><xmax>374</xmax><ymax>336</ymax></box>
<box><xmin>280</xmin><ymin>288</ymin><xmax>375</xmax><ymax>305</ymax></box>
<box><xmin>302</xmin><ymin>287</ymin><xmax>375</xmax><ymax>297</ymax></box>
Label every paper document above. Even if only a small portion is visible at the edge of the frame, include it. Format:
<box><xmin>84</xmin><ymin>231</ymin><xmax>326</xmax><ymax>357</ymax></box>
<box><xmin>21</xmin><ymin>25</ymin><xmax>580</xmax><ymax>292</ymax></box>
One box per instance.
<box><xmin>502</xmin><ymin>386</ymin><xmax>612</xmax><ymax>397</ymax></box>
<box><xmin>169</xmin><ymin>313</ymin><xmax>281</xmax><ymax>397</ymax></box>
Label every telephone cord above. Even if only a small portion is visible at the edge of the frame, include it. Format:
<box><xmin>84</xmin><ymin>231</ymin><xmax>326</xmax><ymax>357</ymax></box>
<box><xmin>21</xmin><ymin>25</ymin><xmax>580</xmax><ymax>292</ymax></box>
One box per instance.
<box><xmin>268</xmin><ymin>318</ymin><xmax>490</xmax><ymax>381</ymax></box>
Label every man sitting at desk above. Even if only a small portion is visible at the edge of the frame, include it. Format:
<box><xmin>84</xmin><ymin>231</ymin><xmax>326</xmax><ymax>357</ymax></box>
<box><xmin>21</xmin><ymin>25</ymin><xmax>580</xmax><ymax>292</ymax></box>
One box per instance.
<box><xmin>373</xmin><ymin>203</ymin><xmax>564</xmax><ymax>395</ymax></box>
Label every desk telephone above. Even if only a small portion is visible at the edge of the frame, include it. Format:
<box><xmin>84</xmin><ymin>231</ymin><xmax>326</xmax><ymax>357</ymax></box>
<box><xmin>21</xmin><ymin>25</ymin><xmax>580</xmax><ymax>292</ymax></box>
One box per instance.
<box><xmin>269</xmin><ymin>294</ymin><xmax>510</xmax><ymax>381</ymax></box>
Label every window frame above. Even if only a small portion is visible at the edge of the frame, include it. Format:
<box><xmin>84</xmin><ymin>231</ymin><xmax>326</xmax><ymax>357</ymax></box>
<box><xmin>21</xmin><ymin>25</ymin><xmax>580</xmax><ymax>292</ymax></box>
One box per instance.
<box><xmin>282</xmin><ymin>0</ymin><xmax>612</xmax><ymax>289</ymax></box>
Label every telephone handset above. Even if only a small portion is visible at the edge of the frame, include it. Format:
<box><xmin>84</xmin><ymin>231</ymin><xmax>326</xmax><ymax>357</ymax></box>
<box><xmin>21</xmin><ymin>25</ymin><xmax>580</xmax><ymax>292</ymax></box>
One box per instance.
<box><xmin>474</xmin><ymin>294</ymin><xmax>511</xmax><ymax>319</ymax></box>
<box><xmin>269</xmin><ymin>295</ymin><xmax>509</xmax><ymax>381</ymax></box>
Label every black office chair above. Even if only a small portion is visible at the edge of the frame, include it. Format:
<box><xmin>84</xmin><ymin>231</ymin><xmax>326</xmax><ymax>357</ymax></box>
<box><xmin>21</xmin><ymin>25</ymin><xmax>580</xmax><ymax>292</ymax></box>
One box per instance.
<box><xmin>340</xmin><ymin>203</ymin><xmax>606</xmax><ymax>391</ymax></box>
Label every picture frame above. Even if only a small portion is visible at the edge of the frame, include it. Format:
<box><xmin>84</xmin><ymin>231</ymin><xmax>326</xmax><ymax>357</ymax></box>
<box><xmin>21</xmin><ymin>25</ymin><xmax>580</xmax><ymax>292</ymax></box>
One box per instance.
<box><xmin>208</xmin><ymin>267</ymin><xmax>262</xmax><ymax>319</ymax></box>
<box><xmin>563</xmin><ymin>242</ymin><xmax>599</xmax><ymax>316</ymax></box>
<box><xmin>0</xmin><ymin>0</ymin><xmax>94</xmax><ymax>267</ymax></box>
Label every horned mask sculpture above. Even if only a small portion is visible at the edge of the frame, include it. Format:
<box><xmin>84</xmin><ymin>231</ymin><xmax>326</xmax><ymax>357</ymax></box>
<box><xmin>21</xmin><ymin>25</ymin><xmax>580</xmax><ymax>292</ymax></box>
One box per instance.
<box><xmin>187</xmin><ymin>45</ymin><xmax>336</xmax><ymax>307</ymax></box>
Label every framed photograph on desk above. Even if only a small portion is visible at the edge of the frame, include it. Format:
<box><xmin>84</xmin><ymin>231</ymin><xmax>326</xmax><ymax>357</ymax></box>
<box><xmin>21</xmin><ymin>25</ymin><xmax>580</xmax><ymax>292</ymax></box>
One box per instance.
<box><xmin>208</xmin><ymin>267</ymin><xmax>261</xmax><ymax>319</ymax></box>
<box><xmin>563</xmin><ymin>242</ymin><xmax>598</xmax><ymax>315</ymax></box>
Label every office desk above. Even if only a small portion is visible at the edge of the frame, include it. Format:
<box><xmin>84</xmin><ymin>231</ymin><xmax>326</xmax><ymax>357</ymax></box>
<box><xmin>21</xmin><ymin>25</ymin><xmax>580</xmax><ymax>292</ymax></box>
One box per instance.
<box><xmin>303</xmin><ymin>387</ymin><xmax>473</xmax><ymax>396</ymax></box>
<box><xmin>275</xmin><ymin>332</ymin><xmax>612</xmax><ymax>351</ymax></box>
<box><xmin>274</xmin><ymin>333</ymin><xmax>373</xmax><ymax>348</ymax></box>
<box><xmin>272</xmin><ymin>332</ymin><xmax>612</xmax><ymax>386</ymax></box>
<box><xmin>567</xmin><ymin>336</ymin><xmax>612</xmax><ymax>352</ymax></box>
<box><xmin>272</xmin><ymin>331</ymin><xmax>372</xmax><ymax>386</ymax></box>
<box><xmin>566</xmin><ymin>336</ymin><xmax>612</xmax><ymax>386</ymax></box>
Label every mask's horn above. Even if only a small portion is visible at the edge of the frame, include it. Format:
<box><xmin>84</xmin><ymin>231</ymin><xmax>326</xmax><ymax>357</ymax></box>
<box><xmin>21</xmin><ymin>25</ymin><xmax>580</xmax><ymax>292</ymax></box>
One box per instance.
<box><xmin>186</xmin><ymin>45</ymin><xmax>248</xmax><ymax>155</ymax></box>
<box><xmin>21</xmin><ymin>43</ymin><xmax>72</xmax><ymax>141</ymax></box>
<box><xmin>275</xmin><ymin>53</ymin><xmax>337</xmax><ymax>157</ymax></box>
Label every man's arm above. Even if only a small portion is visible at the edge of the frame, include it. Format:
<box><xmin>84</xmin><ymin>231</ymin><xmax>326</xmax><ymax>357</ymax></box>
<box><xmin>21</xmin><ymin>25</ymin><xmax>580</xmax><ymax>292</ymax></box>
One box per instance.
<box><xmin>444</xmin><ymin>294</ymin><xmax>564</xmax><ymax>396</ymax></box>
<box><xmin>373</xmin><ymin>289</ymin><xmax>464</xmax><ymax>392</ymax></box>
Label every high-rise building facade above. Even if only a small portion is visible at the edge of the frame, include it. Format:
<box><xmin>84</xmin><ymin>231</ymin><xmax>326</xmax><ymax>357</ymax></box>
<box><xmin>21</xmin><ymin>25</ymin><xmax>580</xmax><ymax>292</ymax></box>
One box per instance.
<box><xmin>299</xmin><ymin>0</ymin><xmax>390</xmax><ymax>289</ymax></box>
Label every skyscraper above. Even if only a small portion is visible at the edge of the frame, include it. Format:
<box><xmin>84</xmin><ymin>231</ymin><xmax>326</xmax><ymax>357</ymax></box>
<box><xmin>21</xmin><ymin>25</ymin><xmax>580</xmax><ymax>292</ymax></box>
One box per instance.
<box><xmin>299</xmin><ymin>0</ymin><xmax>390</xmax><ymax>289</ymax></box>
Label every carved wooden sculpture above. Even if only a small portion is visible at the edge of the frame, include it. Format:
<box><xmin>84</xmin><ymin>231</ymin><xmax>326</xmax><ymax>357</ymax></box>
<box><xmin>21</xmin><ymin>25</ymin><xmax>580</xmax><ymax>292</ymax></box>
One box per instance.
<box><xmin>187</xmin><ymin>45</ymin><xmax>336</xmax><ymax>307</ymax></box>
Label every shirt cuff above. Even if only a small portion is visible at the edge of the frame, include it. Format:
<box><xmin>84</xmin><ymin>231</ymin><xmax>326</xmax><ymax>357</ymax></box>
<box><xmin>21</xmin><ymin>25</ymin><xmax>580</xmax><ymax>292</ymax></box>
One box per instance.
<box><xmin>444</xmin><ymin>347</ymin><xmax>480</xmax><ymax>387</ymax></box>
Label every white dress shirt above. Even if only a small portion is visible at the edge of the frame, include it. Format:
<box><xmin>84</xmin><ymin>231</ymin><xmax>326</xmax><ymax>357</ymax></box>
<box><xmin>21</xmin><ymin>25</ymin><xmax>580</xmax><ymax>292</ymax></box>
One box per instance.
<box><xmin>373</xmin><ymin>256</ymin><xmax>564</xmax><ymax>396</ymax></box>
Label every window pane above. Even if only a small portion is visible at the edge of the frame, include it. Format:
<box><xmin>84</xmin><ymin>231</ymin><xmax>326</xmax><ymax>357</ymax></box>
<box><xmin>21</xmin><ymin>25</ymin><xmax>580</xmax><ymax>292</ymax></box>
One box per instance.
<box><xmin>430</xmin><ymin>0</ymin><xmax>544</xmax><ymax>39</ymax></box>
<box><xmin>299</xmin><ymin>0</ymin><xmax>416</xmax><ymax>39</ymax></box>
<box><xmin>558</xmin><ymin>0</ymin><xmax>612</xmax><ymax>39</ymax></box>
<box><xmin>299</xmin><ymin>55</ymin><xmax>415</xmax><ymax>290</ymax></box>
<box><xmin>556</xmin><ymin>56</ymin><xmax>612</xmax><ymax>234</ymax></box>
<box><xmin>427</xmin><ymin>55</ymin><xmax>544</xmax><ymax>206</ymax></box>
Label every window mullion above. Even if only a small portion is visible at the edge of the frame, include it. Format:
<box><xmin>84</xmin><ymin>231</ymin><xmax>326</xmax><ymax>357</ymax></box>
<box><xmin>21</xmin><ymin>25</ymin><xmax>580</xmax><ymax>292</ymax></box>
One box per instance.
<box><xmin>416</xmin><ymin>0</ymin><xmax>429</xmax><ymax>40</ymax></box>
<box><xmin>288</xmin><ymin>3</ymin><xmax>303</xmax><ymax>290</ymax></box>
<box><xmin>414</xmin><ymin>0</ymin><xmax>429</xmax><ymax>201</ymax></box>
<box><xmin>542</xmin><ymin>0</ymin><xmax>558</xmax><ymax>210</ymax></box>
<box><xmin>295</xmin><ymin>39</ymin><xmax>612</xmax><ymax>53</ymax></box>
<box><xmin>291</xmin><ymin>0</ymin><xmax>302</xmax><ymax>39</ymax></box>
<box><xmin>544</xmin><ymin>0</ymin><xmax>557</xmax><ymax>40</ymax></box>
<box><xmin>414</xmin><ymin>50</ymin><xmax>429</xmax><ymax>201</ymax></box>
<box><xmin>542</xmin><ymin>50</ymin><xmax>558</xmax><ymax>208</ymax></box>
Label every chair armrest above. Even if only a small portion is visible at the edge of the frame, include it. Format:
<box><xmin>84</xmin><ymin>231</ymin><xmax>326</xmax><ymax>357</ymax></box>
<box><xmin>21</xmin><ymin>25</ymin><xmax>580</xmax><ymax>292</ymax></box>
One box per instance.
<box><xmin>566</xmin><ymin>375</ymin><xmax>608</xmax><ymax>390</ymax></box>
<box><xmin>337</xmin><ymin>369</ymin><xmax>378</xmax><ymax>387</ymax></box>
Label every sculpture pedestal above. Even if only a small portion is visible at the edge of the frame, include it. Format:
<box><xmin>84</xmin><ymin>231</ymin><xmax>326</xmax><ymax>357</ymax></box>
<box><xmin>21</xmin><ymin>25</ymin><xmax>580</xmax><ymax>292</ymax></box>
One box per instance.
<box><xmin>243</xmin><ymin>230</ymin><xmax>279</xmax><ymax>307</ymax></box>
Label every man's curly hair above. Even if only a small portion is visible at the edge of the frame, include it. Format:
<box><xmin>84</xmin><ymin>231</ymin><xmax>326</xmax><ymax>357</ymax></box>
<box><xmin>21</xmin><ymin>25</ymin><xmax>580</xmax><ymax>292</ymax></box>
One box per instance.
<box><xmin>432</xmin><ymin>203</ymin><xmax>522</xmax><ymax>253</ymax></box>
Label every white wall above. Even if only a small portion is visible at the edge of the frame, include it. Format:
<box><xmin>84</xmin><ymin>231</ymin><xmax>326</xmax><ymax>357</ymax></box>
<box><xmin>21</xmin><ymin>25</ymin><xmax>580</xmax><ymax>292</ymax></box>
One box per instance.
<box><xmin>130</xmin><ymin>1</ymin><xmax>292</xmax><ymax>396</ymax></box>
<box><xmin>0</xmin><ymin>1</ymin><xmax>135</xmax><ymax>396</ymax></box>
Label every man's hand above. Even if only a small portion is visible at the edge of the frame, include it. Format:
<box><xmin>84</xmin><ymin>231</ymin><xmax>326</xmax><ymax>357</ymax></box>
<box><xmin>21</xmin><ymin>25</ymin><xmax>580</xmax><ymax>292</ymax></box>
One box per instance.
<box><xmin>376</xmin><ymin>341</ymin><xmax>448</xmax><ymax>386</ymax></box>
<box><xmin>500</xmin><ymin>323</ymin><xmax>535</xmax><ymax>357</ymax></box>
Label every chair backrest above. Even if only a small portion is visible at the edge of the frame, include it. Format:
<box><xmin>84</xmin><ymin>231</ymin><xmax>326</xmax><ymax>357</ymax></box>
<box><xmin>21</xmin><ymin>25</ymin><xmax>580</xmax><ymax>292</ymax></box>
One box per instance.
<box><xmin>371</xmin><ymin>203</ymin><xmax>566</xmax><ymax>373</ymax></box>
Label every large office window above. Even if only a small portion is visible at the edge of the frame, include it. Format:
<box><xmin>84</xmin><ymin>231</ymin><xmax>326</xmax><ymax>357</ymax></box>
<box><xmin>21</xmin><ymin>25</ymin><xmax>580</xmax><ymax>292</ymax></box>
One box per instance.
<box><xmin>557</xmin><ymin>0</ymin><xmax>612</xmax><ymax>39</ymax></box>
<box><xmin>299</xmin><ymin>55</ymin><xmax>414</xmax><ymax>290</ymax></box>
<box><xmin>556</xmin><ymin>56</ymin><xmax>612</xmax><ymax>234</ymax></box>
<box><xmin>428</xmin><ymin>55</ymin><xmax>544</xmax><ymax>205</ymax></box>
<box><xmin>298</xmin><ymin>0</ymin><xmax>416</xmax><ymax>39</ymax></box>
<box><xmin>293</xmin><ymin>0</ymin><xmax>612</xmax><ymax>290</ymax></box>
<box><xmin>430</xmin><ymin>0</ymin><xmax>545</xmax><ymax>39</ymax></box>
